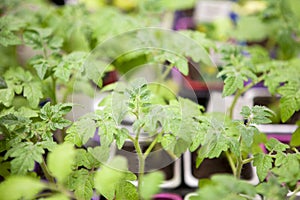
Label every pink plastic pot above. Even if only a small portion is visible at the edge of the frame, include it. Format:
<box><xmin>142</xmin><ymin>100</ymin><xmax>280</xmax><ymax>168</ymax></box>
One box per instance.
<box><xmin>153</xmin><ymin>193</ymin><xmax>182</xmax><ymax>200</ymax></box>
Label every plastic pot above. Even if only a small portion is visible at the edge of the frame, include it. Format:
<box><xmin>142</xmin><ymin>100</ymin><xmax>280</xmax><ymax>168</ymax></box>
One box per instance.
<box><xmin>183</xmin><ymin>150</ymin><xmax>259</xmax><ymax>187</ymax></box>
<box><xmin>153</xmin><ymin>193</ymin><xmax>182</xmax><ymax>200</ymax></box>
<box><xmin>115</xmin><ymin>138</ymin><xmax>181</xmax><ymax>189</ymax></box>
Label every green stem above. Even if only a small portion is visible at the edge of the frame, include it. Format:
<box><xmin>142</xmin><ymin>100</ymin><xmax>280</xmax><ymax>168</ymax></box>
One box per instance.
<box><xmin>293</xmin><ymin>147</ymin><xmax>300</xmax><ymax>154</ymax></box>
<box><xmin>133</xmin><ymin>138</ymin><xmax>145</xmax><ymax>199</ymax></box>
<box><xmin>225</xmin><ymin>151</ymin><xmax>236</xmax><ymax>176</ymax></box>
<box><xmin>144</xmin><ymin>132</ymin><xmax>162</xmax><ymax>159</ymax></box>
<box><xmin>40</xmin><ymin>158</ymin><xmax>55</xmax><ymax>184</ymax></box>
<box><xmin>242</xmin><ymin>157</ymin><xmax>254</xmax><ymax>164</ymax></box>
<box><xmin>289</xmin><ymin>185</ymin><xmax>300</xmax><ymax>200</ymax></box>
<box><xmin>161</xmin><ymin>64</ymin><xmax>173</xmax><ymax>81</ymax></box>
<box><xmin>235</xmin><ymin>159</ymin><xmax>243</xmax><ymax>179</ymax></box>
<box><xmin>235</xmin><ymin>135</ymin><xmax>244</xmax><ymax>179</ymax></box>
<box><xmin>229</xmin><ymin>89</ymin><xmax>242</xmax><ymax>119</ymax></box>
<box><xmin>228</xmin><ymin>75</ymin><xmax>265</xmax><ymax>119</ymax></box>
<box><xmin>51</xmin><ymin>75</ymin><xmax>57</xmax><ymax>104</ymax></box>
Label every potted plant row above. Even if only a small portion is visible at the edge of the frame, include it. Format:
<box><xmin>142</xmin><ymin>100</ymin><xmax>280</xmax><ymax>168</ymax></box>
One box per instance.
<box><xmin>183</xmin><ymin>42</ymin><xmax>300</xmax><ymax>199</ymax></box>
<box><xmin>1</xmin><ymin>1</ymin><xmax>300</xmax><ymax>200</ymax></box>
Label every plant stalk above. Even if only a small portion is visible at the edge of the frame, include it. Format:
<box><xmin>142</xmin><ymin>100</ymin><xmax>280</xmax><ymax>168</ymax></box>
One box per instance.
<box><xmin>133</xmin><ymin>138</ymin><xmax>145</xmax><ymax>199</ymax></box>
<box><xmin>225</xmin><ymin>151</ymin><xmax>236</xmax><ymax>176</ymax></box>
<box><xmin>51</xmin><ymin>75</ymin><xmax>57</xmax><ymax>104</ymax></box>
<box><xmin>235</xmin><ymin>159</ymin><xmax>243</xmax><ymax>179</ymax></box>
<box><xmin>228</xmin><ymin>75</ymin><xmax>265</xmax><ymax>119</ymax></box>
<box><xmin>290</xmin><ymin>185</ymin><xmax>300</xmax><ymax>200</ymax></box>
<box><xmin>40</xmin><ymin>158</ymin><xmax>55</xmax><ymax>184</ymax></box>
<box><xmin>144</xmin><ymin>132</ymin><xmax>162</xmax><ymax>159</ymax></box>
<box><xmin>242</xmin><ymin>157</ymin><xmax>254</xmax><ymax>164</ymax></box>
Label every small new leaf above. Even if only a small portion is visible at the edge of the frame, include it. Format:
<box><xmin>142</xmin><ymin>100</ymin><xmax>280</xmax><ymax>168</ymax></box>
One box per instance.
<box><xmin>241</xmin><ymin>106</ymin><xmax>274</xmax><ymax>125</ymax></box>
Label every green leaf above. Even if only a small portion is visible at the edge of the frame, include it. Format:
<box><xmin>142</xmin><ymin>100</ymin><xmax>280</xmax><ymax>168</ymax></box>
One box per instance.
<box><xmin>47</xmin><ymin>143</ymin><xmax>76</xmax><ymax>183</ymax></box>
<box><xmin>272</xmin><ymin>154</ymin><xmax>300</xmax><ymax>186</ymax></box>
<box><xmin>0</xmin><ymin>176</ymin><xmax>45</xmax><ymax>200</ymax></box>
<box><xmin>161</xmin><ymin>133</ymin><xmax>176</xmax><ymax>151</ymax></box>
<box><xmin>0</xmin><ymin>77</ymin><xmax>7</xmax><ymax>89</ymax></box>
<box><xmin>65</xmin><ymin>117</ymin><xmax>96</xmax><ymax>146</ymax></box>
<box><xmin>16</xmin><ymin>107</ymin><xmax>39</xmax><ymax>118</ymax></box>
<box><xmin>0</xmin><ymin>17</ymin><xmax>22</xmax><ymax>47</ymax></box>
<box><xmin>88</xmin><ymin>146</ymin><xmax>110</xmax><ymax>163</ymax></box>
<box><xmin>0</xmin><ymin>30</ymin><xmax>21</xmax><ymax>47</ymax></box>
<box><xmin>74</xmin><ymin>149</ymin><xmax>101</xmax><ymax>169</ymax></box>
<box><xmin>253</xmin><ymin>153</ymin><xmax>273</xmax><ymax>181</ymax></box>
<box><xmin>140</xmin><ymin>171</ymin><xmax>164</xmax><ymax>200</ymax></box>
<box><xmin>37</xmin><ymin>141</ymin><xmax>57</xmax><ymax>152</ymax></box>
<box><xmin>153</xmin><ymin>51</ymin><xmax>188</xmax><ymax>75</ymax></box>
<box><xmin>275</xmin><ymin>152</ymin><xmax>286</xmax><ymax>167</ymax></box>
<box><xmin>54</xmin><ymin>64</ymin><xmax>71</xmax><ymax>82</ymax></box>
<box><xmin>115</xmin><ymin>128</ymin><xmax>129</xmax><ymax>149</ymax></box>
<box><xmin>265</xmin><ymin>138</ymin><xmax>289</xmax><ymax>153</ymax></box>
<box><xmin>5</xmin><ymin>142</ymin><xmax>44</xmax><ymax>175</ymax></box>
<box><xmin>195</xmin><ymin>119</ymin><xmax>236</xmax><ymax>167</ymax></box>
<box><xmin>94</xmin><ymin>156</ymin><xmax>136</xmax><ymax>200</ymax></box>
<box><xmin>54</xmin><ymin>52</ymin><xmax>87</xmax><ymax>82</ymax></box>
<box><xmin>224</xmin><ymin>75</ymin><xmax>244</xmax><ymax>97</ymax></box>
<box><xmin>196</xmin><ymin>174</ymin><xmax>256</xmax><ymax>200</ymax></box>
<box><xmin>174</xmin><ymin>138</ymin><xmax>190</xmax><ymax>157</ymax></box>
<box><xmin>67</xmin><ymin>169</ymin><xmax>94</xmax><ymax>200</ymax></box>
<box><xmin>30</xmin><ymin>56</ymin><xmax>49</xmax><ymax>80</ymax></box>
<box><xmin>0</xmin><ymin>114</ymin><xmax>19</xmax><ymax>126</ymax></box>
<box><xmin>241</xmin><ymin>106</ymin><xmax>274</xmax><ymax>125</ymax></box>
<box><xmin>278</xmin><ymin>81</ymin><xmax>300</xmax><ymax>122</ymax></box>
<box><xmin>48</xmin><ymin>36</ymin><xmax>63</xmax><ymax>50</ymax></box>
<box><xmin>40</xmin><ymin>103</ymin><xmax>72</xmax><ymax>130</ymax></box>
<box><xmin>0</xmin><ymin>88</ymin><xmax>14</xmax><ymax>107</ymax></box>
<box><xmin>115</xmin><ymin>181</ymin><xmax>138</xmax><ymax>200</ymax></box>
<box><xmin>217</xmin><ymin>45</ymin><xmax>257</xmax><ymax>97</ymax></box>
<box><xmin>256</xmin><ymin>176</ymin><xmax>288</xmax><ymax>200</ymax></box>
<box><xmin>23</xmin><ymin>30</ymin><xmax>43</xmax><ymax>50</ymax></box>
<box><xmin>290</xmin><ymin>127</ymin><xmax>300</xmax><ymax>147</ymax></box>
<box><xmin>23</xmin><ymin>82</ymin><xmax>43</xmax><ymax>108</ymax></box>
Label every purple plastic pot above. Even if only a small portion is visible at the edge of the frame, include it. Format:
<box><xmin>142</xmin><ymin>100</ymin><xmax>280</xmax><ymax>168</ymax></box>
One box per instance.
<box><xmin>153</xmin><ymin>193</ymin><xmax>183</xmax><ymax>200</ymax></box>
<box><xmin>174</xmin><ymin>17</ymin><xmax>194</xmax><ymax>30</ymax></box>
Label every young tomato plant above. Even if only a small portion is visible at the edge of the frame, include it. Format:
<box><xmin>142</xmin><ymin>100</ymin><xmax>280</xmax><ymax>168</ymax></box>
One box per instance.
<box><xmin>189</xmin><ymin>43</ymin><xmax>300</xmax><ymax>199</ymax></box>
<box><xmin>69</xmin><ymin>78</ymin><xmax>203</xmax><ymax>199</ymax></box>
<box><xmin>0</xmin><ymin>2</ymin><xmax>207</xmax><ymax>199</ymax></box>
